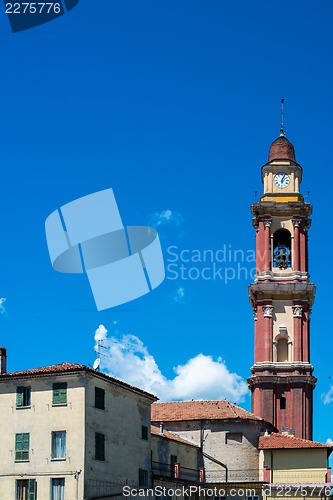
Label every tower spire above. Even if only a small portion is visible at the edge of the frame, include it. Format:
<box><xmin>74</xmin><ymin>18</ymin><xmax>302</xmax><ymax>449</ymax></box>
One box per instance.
<box><xmin>280</xmin><ymin>98</ymin><xmax>285</xmax><ymax>136</ymax></box>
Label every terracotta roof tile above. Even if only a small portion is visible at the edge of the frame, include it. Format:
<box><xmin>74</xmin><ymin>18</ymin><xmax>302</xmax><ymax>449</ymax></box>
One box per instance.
<box><xmin>151</xmin><ymin>425</ymin><xmax>199</xmax><ymax>447</ymax></box>
<box><xmin>151</xmin><ymin>400</ymin><xmax>268</xmax><ymax>423</ymax></box>
<box><xmin>0</xmin><ymin>362</ymin><xmax>157</xmax><ymax>400</ymax></box>
<box><xmin>258</xmin><ymin>433</ymin><xmax>331</xmax><ymax>450</ymax></box>
<box><xmin>268</xmin><ymin>135</ymin><xmax>296</xmax><ymax>162</ymax></box>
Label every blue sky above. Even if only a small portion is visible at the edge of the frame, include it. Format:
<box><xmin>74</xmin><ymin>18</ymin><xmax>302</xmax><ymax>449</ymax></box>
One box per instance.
<box><xmin>0</xmin><ymin>0</ymin><xmax>332</xmax><ymax>444</ymax></box>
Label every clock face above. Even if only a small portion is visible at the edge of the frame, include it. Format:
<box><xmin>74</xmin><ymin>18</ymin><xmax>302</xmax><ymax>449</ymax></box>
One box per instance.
<box><xmin>274</xmin><ymin>172</ymin><xmax>290</xmax><ymax>189</ymax></box>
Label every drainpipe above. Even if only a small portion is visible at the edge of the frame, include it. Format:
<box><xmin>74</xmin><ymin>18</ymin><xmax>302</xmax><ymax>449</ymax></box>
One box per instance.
<box><xmin>75</xmin><ymin>468</ymin><xmax>82</xmax><ymax>500</ymax></box>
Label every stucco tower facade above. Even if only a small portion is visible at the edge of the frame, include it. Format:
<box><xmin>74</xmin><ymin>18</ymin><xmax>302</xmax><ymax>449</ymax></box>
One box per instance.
<box><xmin>247</xmin><ymin>132</ymin><xmax>316</xmax><ymax>440</ymax></box>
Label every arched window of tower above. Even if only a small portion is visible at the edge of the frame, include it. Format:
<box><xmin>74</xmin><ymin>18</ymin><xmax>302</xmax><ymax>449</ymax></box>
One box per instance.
<box><xmin>273</xmin><ymin>229</ymin><xmax>291</xmax><ymax>269</ymax></box>
<box><xmin>277</xmin><ymin>338</ymin><xmax>289</xmax><ymax>362</ymax></box>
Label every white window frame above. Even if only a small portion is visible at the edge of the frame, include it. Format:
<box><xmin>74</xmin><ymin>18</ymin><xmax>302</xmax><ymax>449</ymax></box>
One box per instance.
<box><xmin>51</xmin><ymin>431</ymin><xmax>66</xmax><ymax>460</ymax></box>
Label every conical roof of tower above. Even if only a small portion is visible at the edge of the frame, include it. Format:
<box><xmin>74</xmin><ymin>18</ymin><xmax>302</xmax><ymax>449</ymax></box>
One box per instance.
<box><xmin>268</xmin><ymin>134</ymin><xmax>296</xmax><ymax>162</ymax></box>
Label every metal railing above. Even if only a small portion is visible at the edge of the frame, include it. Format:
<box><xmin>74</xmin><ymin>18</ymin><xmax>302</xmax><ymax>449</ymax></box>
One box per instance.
<box><xmin>205</xmin><ymin>469</ymin><xmax>260</xmax><ymax>483</ymax></box>
<box><xmin>152</xmin><ymin>461</ymin><xmax>200</xmax><ymax>482</ymax></box>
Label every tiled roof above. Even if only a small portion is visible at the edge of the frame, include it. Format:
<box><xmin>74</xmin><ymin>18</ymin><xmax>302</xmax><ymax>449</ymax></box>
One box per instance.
<box><xmin>151</xmin><ymin>425</ymin><xmax>199</xmax><ymax>448</ymax></box>
<box><xmin>0</xmin><ymin>362</ymin><xmax>157</xmax><ymax>400</ymax></box>
<box><xmin>258</xmin><ymin>433</ymin><xmax>331</xmax><ymax>450</ymax></box>
<box><xmin>151</xmin><ymin>400</ymin><xmax>267</xmax><ymax>423</ymax></box>
<box><xmin>268</xmin><ymin>135</ymin><xmax>296</xmax><ymax>162</ymax></box>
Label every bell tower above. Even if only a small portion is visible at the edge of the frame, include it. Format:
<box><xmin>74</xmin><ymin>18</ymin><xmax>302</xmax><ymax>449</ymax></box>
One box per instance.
<box><xmin>247</xmin><ymin>128</ymin><xmax>316</xmax><ymax>440</ymax></box>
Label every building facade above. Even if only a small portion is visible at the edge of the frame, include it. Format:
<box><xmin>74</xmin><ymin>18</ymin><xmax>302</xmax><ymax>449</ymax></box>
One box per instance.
<box><xmin>151</xmin><ymin>423</ymin><xmax>201</xmax><ymax>492</ymax></box>
<box><xmin>151</xmin><ymin>400</ymin><xmax>276</xmax><ymax>494</ymax></box>
<box><xmin>0</xmin><ymin>357</ymin><xmax>156</xmax><ymax>500</ymax></box>
<box><xmin>259</xmin><ymin>432</ymin><xmax>332</xmax><ymax>499</ymax></box>
<box><xmin>247</xmin><ymin>132</ymin><xmax>316</xmax><ymax>440</ymax></box>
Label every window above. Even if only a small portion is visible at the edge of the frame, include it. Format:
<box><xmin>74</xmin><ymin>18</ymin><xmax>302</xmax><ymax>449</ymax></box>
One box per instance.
<box><xmin>170</xmin><ymin>454</ymin><xmax>178</xmax><ymax>477</ymax></box>
<box><xmin>51</xmin><ymin>432</ymin><xmax>66</xmax><ymax>460</ymax></box>
<box><xmin>95</xmin><ymin>432</ymin><xmax>105</xmax><ymax>461</ymax></box>
<box><xmin>277</xmin><ymin>338</ymin><xmax>289</xmax><ymax>362</ymax></box>
<box><xmin>141</xmin><ymin>425</ymin><xmax>148</xmax><ymax>440</ymax></box>
<box><xmin>52</xmin><ymin>383</ymin><xmax>67</xmax><ymax>406</ymax></box>
<box><xmin>139</xmin><ymin>468</ymin><xmax>148</xmax><ymax>487</ymax></box>
<box><xmin>16</xmin><ymin>479</ymin><xmax>37</xmax><ymax>500</ymax></box>
<box><xmin>51</xmin><ymin>478</ymin><xmax>65</xmax><ymax>500</ymax></box>
<box><xmin>95</xmin><ymin>387</ymin><xmax>105</xmax><ymax>410</ymax></box>
<box><xmin>16</xmin><ymin>386</ymin><xmax>31</xmax><ymax>408</ymax></box>
<box><xmin>15</xmin><ymin>433</ymin><xmax>30</xmax><ymax>461</ymax></box>
<box><xmin>225</xmin><ymin>432</ymin><xmax>243</xmax><ymax>444</ymax></box>
<box><xmin>280</xmin><ymin>397</ymin><xmax>286</xmax><ymax>410</ymax></box>
<box><xmin>273</xmin><ymin>229</ymin><xmax>291</xmax><ymax>269</ymax></box>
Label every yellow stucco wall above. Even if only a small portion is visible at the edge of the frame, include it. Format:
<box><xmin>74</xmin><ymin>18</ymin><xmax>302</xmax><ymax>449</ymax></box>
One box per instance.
<box><xmin>0</xmin><ymin>373</ymin><xmax>86</xmax><ymax>499</ymax></box>
<box><xmin>271</xmin><ymin>449</ymin><xmax>327</xmax><ymax>484</ymax></box>
<box><xmin>262</xmin><ymin>449</ymin><xmax>330</xmax><ymax>500</ymax></box>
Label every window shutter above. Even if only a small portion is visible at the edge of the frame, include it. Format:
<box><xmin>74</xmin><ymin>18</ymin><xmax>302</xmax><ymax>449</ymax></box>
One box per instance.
<box><xmin>53</xmin><ymin>383</ymin><xmax>67</xmax><ymax>405</ymax></box>
<box><xmin>95</xmin><ymin>433</ymin><xmax>105</xmax><ymax>461</ymax></box>
<box><xmin>95</xmin><ymin>387</ymin><xmax>105</xmax><ymax>410</ymax></box>
<box><xmin>53</xmin><ymin>387</ymin><xmax>59</xmax><ymax>405</ymax></box>
<box><xmin>15</xmin><ymin>433</ymin><xmax>23</xmax><ymax>460</ymax></box>
<box><xmin>15</xmin><ymin>433</ymin><xmax>29</xmax><ymax>461</ymax></box>
<box><xmin>28</xmin><ymin>479</ymin><xmax>37</xmax><ymax>500</ymax></box>
<box><xmin>139</xmin><ymin>469</ymin><xmax>148</xmax><ymax>486</ymax></box>
<box><xmin>59</xmin><ymin>385</ymin><xmax>67</xmax><ymax>405</ymax></box>
<box><xmin>16</xmin><ymin>387</ymin><xmax>24</xmax><ymax>407</ymax></box>
<box><xmin>141</xmin><ymin>425</ymin><xmax>148</xmax><ymax>440</ymax></box>
<box><xmin>22</xmin><ymin>433</ymin><xmax>30</xmax><ymax>461</ymax></box>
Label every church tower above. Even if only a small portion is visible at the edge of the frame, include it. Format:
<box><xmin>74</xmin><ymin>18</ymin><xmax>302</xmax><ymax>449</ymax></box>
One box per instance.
<box><xmin>247</xmin><ymin>127</ymin><xmax>316</xmax><ymax>440</ymax></box>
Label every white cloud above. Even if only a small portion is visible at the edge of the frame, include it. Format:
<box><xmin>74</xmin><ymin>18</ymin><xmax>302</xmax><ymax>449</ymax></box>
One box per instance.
<box><xmin>94</xmin><ymin>324</ymin><xmax>108</xmax><ymax>342</ymax></box>
<box><xmin>149</xmin><ymin>209</ymin><xmax>183</xmax><ymax>229</ymax></box>
<box><xmin>326</xmin><ymin>438</ymin><xmax>333</xmax><ymax>446</ymax></box>
<box><xmin>321</xmin><ymin>386</ymin><xmax>333</xmax><ymax>405</ymax></box>
<box><xmin>94</xmin><ymin>325</ymin><xmax>248</xmax><ymax>403</ymax></box>
<box><xmin>0</xmin><ymin>298</ymin><xmax>7</xmax><ymax>315</ymax></box>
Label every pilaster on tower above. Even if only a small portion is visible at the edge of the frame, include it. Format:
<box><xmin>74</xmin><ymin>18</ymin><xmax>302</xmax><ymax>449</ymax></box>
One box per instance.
<box><xmin>247</xmin><ymin>133</ymin><xmax>316</xmax><ymax>441</ymax></box>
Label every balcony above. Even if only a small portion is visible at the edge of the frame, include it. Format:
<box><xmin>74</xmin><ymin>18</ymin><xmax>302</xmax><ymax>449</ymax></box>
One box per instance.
<box><xmin>152</xmin><ymin>461</ymin><xmax>201</xmax><ymax>483</ymax></box>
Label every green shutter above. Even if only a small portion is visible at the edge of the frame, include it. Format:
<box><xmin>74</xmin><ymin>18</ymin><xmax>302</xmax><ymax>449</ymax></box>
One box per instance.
<box><xmin>28</xmin><ymin>479</ymin><xmax>37</xmax><ymax>500</ymax></box>
<box><xmin>95</xmin><ymin>387</ymin><xmax>105</xmax><ymax>410</ymax></box>
<box><xmin>15</xmin><ymin>433</ymin><xmax>29</xmax><ymax>461</ymax></box>
<box><xmin>53</xmin><ymin>383</ymin><xmax>67</xmax><ymax>405</ymax></box>
<box><xmin>95</xmin><ymin>433</ymin><xmax>105</xmax><ymax>461</ymax></box>
<box><xmin>16</xmin><ymin>386</ymin><xmax>24</xmax><ymax>407</ymax></box>
<box><xmin>139</xmin><ymin>469</ymin><xmax>148</xmax><ymax>486</ymax></box>
<box><xmin>141</xmin><ymin>425</ymin><xmax>148</xmax><ymax>440</ymax></box>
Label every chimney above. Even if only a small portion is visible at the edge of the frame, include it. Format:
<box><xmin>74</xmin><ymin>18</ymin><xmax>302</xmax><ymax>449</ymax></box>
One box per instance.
<box><xmin>0</xmin><ymin>347</ymin><xmax>7</xmax><ymax>374</ymax></box>
<box><xmin>159</xmin><ymin>422</ymin><xmax>164</xmax><ymax>434</ymax></box>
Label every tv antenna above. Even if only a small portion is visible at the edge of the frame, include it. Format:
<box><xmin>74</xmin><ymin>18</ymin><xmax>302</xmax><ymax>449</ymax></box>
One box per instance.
<box><xmin>280</xmin><ymin>98</ymin><xmax>285</xmax><ymax>136</ymax></box>
<box><xmin>92</xmin><ymin>339</ymin><xmax>108</xmax><ymax>371</ymax></box>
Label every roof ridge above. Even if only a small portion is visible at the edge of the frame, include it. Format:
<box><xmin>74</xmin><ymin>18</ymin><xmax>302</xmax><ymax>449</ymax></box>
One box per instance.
<box><xmin>150</xmin><ymin>424</ymin><xmax>199</xmax><ymax>448</ymax></box>
<box><xmin>0</xmin><ymin>362</ymin><xmax>157</xmax><ymax>400</ymax></box>
<box><xmin>259</xmin><ymin>432</ymin><xmax>331</xmax><ymax>450</ymax></box>
<box><xmin>269</xmin><ymin>432</ymin><xmax>328</xmax><ymax>445</ymax></box>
